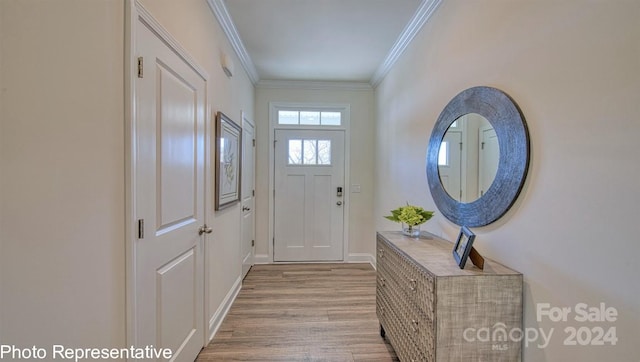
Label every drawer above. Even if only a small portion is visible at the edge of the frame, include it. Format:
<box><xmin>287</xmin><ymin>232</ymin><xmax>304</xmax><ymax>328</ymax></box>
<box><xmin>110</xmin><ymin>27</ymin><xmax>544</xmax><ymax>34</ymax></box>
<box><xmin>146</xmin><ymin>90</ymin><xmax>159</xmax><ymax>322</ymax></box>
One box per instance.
<box><xmin>387</xmin><ymin>297</ymin><xmax>430</xmax><ymax>361</ymax></box>
<box><xmin>377</xmin><ymin>239</ymin><xmax>411</xmax><ymax>294</ymax></box>
<box><xmin>399</xmin><ymin>316</ymin><xmax>429</xmax><ymax>362</ymax></box>
<box><xmin>376</xmin><ymin>286</ymin><xmax>393</xmax><ymax>329</ymax></box>
<box><xmin>377</xmin><ymin>241</ymin><xmax>405</xmax><ymax>295</ymax></box>
<box><xmin>395</xmin><ymin>257</ymin><xmax>436</xmax><ymax>318</ymax></box>
<box><xmin>377</xmin><ymin>288</ymin><xmax>410</xmax><ymax>359</ymax></box>
<box><xmin>377</xmin><ymin>236</ymin><xmax>434</xmax><ymax>362</ymax></box>
<box><xmin>406</xmin><ymin>312</ymin><xmax>435</xmax><ymax>360</ymax></box>
<box><xmin>377</xmin><ymin>257</ymin><xmax>399</xmax><ymax>301</ymax></box>
<box><xmin>406</xmin><ymin>258</ymin><xmax>435</xmax><ymax>320</ymax></box>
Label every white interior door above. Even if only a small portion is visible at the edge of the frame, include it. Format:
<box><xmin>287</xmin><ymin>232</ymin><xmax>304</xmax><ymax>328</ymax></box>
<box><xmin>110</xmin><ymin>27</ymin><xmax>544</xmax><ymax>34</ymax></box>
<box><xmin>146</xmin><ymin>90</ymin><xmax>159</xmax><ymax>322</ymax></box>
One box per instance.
<box><xmin>479</xmin><ymin>125</ymin><xmax>499</xmax><ymax>198</ymax></box>
<box><xmin>439</xmin><ymin>130</ymin><xmax>462</xmax><ymax>201</ymax></box>
<box><xmin>135</xmin><ymin>19</ymin><xmax>205</xmax><ymax>361</ymax></box>
<box><xmin>274</xmin><ymin>129</ymin><xmax>345</xmax><ymax>262</ymax></box>
<box><xmin>241</xmin><ymin>115</ymin><xmax>255</xmax><ymax>279</ymax></box>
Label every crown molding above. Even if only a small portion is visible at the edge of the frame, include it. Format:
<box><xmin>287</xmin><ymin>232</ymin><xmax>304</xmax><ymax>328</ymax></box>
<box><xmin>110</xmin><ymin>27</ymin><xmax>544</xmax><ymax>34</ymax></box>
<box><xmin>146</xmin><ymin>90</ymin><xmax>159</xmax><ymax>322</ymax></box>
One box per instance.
<box><xmin>206</xmin><ymin>0</ymin><xmax>260</xmax><ymax>84</ymax></box>
<box><xmin>257</xmin><ymin>80</ymin><xmax>372</xmax><ymax>91</ymax></box>
<box><xmin>208</xmin><ymin>0</ymin><xmax>441</xmax><ymax>87</ymax></box>
<box><xmin>369</xmin><ymin>0</ymin><xmax>442</xmax><ymax>87</ymax></box>
<box><xmin>136</xmin><ymin>1</ymin><xmax>209</xmax><ymax>81</ymax></box>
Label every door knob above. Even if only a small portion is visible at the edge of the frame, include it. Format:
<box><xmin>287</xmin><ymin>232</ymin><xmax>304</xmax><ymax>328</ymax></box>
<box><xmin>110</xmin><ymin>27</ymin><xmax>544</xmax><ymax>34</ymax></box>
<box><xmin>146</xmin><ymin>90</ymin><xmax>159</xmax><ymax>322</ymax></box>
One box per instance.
<box><xmin>198</xmin><ymin>225</ymin><xmax>213</xmax><ymax>235</ymax></box>
<box><xmin>336</xmin><ymin>201</ymin><xmax>342</xmax><ymax>206</ymax></box>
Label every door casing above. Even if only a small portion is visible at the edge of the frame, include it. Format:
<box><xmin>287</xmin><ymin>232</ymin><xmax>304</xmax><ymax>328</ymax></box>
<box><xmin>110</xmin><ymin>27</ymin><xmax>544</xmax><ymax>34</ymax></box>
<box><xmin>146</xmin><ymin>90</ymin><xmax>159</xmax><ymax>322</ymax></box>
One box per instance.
<box><xmin>241</xmin><ymin>111</ymin><xmax>256</xmax><ymax>277</ymax></box>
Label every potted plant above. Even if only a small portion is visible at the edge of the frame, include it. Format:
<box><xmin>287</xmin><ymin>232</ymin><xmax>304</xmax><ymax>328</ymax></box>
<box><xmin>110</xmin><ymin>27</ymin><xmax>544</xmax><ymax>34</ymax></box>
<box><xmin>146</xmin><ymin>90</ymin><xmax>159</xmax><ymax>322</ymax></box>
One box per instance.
<box><xmin>385</xmin><ymin>204</ymin><xmax>434</xmax><ymax>237</ymax></box>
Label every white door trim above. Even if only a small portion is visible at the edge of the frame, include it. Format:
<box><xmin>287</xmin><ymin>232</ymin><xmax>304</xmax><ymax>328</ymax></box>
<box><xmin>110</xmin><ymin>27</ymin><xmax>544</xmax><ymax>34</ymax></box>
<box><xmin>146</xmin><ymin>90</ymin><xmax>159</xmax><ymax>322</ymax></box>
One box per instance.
<box><xmin>240</xmin><ymin>110</ymin><xmax>255</xmax><ymax>277</ymax></box>
<box><xmin>125</xmin><ymin>0</ymin><xmax>210</xmax><ymax>351</ymax></box>
<box><xmin>266</xmin><ymin>102</ymin><xmax>351</xmax><ymax>263</ymax></box>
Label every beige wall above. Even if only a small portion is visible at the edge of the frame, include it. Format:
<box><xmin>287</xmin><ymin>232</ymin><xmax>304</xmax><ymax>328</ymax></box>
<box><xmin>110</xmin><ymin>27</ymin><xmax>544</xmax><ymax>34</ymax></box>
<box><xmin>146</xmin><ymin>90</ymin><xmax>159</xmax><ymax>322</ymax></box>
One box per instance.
<box><xmin>0</xmin><ymin>0</ymin><xmax>125</xmax><ymax>347</ymax></box>
<box><xmin>375</xmin><ymin>1</ymin><xmax>640</xmax><ymax>360</ymax></box>
<box><xmin>255</xmin><ymin>85</ymin><xmax>376</xmax><ymax>261</ymax></box>
<box><xmin>0</xmin><ymin>0</ymin><xmax>255</xmax><ymax>350</ymax></box>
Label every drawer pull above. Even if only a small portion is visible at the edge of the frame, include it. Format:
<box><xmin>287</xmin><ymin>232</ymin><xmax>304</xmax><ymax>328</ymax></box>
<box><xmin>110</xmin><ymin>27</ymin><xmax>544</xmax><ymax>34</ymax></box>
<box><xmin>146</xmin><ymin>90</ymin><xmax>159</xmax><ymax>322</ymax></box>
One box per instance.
<box><xmin>379</xmin><ymin>277</ymin><xmax>386</xmax><ymax>286</ymax></box>
<box><xmin>378</xmin><ymin>248</ymin><xmax>384</xmax><ymax>258</ymax></box>
<box><xmin>409</xmin><ymin>278</ymin><xmax>417</xmax><ymax>291</ymax></box>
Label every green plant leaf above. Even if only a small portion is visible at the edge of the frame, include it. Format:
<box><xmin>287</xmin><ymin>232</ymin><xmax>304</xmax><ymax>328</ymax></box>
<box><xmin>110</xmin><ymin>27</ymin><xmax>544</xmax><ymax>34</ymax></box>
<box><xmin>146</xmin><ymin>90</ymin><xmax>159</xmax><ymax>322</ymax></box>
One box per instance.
<box><xmin>384</xmin><ymin>204</ymin><xmax>435</xmax><ymax>226</ymax></box>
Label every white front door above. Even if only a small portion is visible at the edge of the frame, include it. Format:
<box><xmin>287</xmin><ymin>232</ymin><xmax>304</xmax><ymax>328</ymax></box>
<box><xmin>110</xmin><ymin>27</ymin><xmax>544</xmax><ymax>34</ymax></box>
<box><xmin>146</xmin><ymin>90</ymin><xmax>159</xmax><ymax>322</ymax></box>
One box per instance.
<box><xmin>135</xmin><ymin>19</ymin><xmax>205</xmax><ymax>361</ymax></box>
<box><xmin>241</xmin><ymin>115</ymin><xmax>255</xmax><ymax>278</ymax></box>
<box><xmin>274</xmin><ymin>129</ymin><xmax>345</xmax><ymax>262</ymax></box>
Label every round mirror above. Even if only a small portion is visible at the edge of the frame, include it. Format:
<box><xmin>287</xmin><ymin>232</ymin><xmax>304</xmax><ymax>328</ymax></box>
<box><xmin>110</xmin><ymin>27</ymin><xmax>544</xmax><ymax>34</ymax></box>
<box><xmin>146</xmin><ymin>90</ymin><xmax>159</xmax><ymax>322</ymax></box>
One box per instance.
<box><xmin>437</xmin><ymin>113</ymin><xmax>499</xmax><ymax>203</ymax></box>
<box><xmin>426</xmin><ymin>86</ymin><xmax>529</xmax><ymax>227</ymax></box>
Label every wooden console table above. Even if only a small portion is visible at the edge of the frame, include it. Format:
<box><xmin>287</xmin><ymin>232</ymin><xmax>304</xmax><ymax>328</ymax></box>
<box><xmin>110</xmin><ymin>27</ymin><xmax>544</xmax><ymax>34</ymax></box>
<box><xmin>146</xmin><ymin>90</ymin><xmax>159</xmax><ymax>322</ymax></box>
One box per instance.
<box><xmin>376</xmin><ymin>231</ymin><xmax>522</xmax><ymax>361</ymax></box>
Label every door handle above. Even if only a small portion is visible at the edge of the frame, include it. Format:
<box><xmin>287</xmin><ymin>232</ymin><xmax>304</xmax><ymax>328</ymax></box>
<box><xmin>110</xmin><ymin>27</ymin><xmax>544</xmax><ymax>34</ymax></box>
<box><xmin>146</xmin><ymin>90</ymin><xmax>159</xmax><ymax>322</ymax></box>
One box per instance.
<box><xmin>243</xmin><ymin>206</ymin><xmax>251</xmax><ymax>211</ymax></box>
<box><xmin>336</xmin><ymin>201</ymin><xmax>342</xmax><ymax>206</ymax></box>
<box><xmin>198</xmin><ymin>225</ymin><xmax>212</xmax><ymax>235</ymax></box>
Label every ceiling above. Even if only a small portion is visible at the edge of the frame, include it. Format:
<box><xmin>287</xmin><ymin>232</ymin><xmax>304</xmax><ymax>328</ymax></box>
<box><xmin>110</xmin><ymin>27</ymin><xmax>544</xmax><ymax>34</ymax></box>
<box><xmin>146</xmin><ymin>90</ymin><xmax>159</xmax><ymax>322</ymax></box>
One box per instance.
<box><xmin>216</xmin><ymin>0</ymin><xmax>440</xmax><ymax>85</ymax></box>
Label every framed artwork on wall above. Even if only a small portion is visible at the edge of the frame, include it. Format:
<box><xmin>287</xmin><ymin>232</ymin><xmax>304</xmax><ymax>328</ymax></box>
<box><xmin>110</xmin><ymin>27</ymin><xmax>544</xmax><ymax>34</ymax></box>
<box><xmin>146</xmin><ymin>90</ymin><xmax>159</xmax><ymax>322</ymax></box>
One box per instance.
<box><xmin>215</xmin><ymin>111</ymin><xmax>242</xmax><ymax>210</ymax></box>
<box><xmin>453</xmin><ymin>225</ymin><xmax>475</xmax><ymax>269</ymax></box>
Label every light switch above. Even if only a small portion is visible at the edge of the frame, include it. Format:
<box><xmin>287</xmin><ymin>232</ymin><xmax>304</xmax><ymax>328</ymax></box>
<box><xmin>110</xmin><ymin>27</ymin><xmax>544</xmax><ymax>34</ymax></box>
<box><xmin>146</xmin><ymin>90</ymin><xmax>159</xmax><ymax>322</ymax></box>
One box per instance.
<box><xmin>351</xmin><ymin>184</ymin><xmax>361</xmax><ymax>193</ymax></box>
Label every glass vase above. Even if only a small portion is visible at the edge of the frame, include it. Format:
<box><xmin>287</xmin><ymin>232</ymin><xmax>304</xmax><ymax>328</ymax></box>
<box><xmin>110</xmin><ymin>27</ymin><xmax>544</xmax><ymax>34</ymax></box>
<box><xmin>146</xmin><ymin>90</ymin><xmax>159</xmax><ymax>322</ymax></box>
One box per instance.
<box><xmin>402</xmin><ymin>224</ymin><xmax>421</xmax><ymax>238</ymax></box>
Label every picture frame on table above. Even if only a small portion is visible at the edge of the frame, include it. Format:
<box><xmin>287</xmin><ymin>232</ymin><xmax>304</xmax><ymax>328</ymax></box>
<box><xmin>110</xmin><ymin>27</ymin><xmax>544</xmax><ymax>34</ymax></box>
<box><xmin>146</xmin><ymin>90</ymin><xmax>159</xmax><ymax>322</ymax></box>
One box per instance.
<box><xmin>453</xmin><ymin>225</ymin><xmax>475</xmax><ymax>269</ymax></box>
<box><xmin>215</xmin><ymin>111</ymin><xmax>242</xmax><ymax>210</ymax></box>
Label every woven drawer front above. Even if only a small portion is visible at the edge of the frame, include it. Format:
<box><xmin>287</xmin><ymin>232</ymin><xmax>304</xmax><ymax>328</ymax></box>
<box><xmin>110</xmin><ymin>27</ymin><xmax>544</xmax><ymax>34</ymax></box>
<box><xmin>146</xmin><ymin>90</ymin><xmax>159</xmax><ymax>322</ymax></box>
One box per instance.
<box><xmin>378</xmin><ymin>238</ymin><xmax>435</xmax><ymax>317</ymax></box>
<box><xmin>378</xmin><ymin>276</ymin><xmax>419</xmax><ymax>361</ymax></box>
<box><xmin>377</xmin><ymin>237</ymin><xmax>433</xmax><ymax>361</ymax></box>
<box><xmin>378</xmin><ymin>290</ymin><xmax>426</xmax><ymax>362</ymax></box>
<box><xmin>405</xmin><ymin>255</ymin><xmax>435</xmax><ymax>316</ymax></box>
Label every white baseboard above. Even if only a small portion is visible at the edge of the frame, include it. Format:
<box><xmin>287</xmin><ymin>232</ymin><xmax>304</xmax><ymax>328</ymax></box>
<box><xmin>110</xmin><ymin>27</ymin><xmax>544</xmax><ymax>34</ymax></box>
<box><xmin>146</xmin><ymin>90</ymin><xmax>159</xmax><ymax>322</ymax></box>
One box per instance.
<box><xmin>347</xmin><ymin>253</ymin><xmax>376</xmax><ymax>269</ymax></box>
<box><xmin>253</xmin><ymin>254</ymin><xmax>271</xmax><ymax>264</ymax></box>
<box><xmin>208</xmin><ymin>276</ymin><xmax>242</xmax><ymax>342</ymax></box>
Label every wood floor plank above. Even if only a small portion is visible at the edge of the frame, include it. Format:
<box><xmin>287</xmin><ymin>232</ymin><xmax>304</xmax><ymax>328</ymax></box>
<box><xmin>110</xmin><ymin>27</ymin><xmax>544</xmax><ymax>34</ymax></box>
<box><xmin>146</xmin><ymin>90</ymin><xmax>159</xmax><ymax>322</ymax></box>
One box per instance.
<box><xmin>198</xmin><ymin>263</ymin><xmax>398</xmax><ymax>361</ymax></box>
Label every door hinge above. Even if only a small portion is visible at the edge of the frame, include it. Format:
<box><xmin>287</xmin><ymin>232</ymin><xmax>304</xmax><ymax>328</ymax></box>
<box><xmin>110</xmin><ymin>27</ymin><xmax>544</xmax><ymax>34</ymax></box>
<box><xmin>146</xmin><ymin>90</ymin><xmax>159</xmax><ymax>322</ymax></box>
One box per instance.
<box><xmin>459</xmin><ymin>142</ymin><xmax>463</xmax><ymax>151</ymax></box>
<box><xmin>252</xmin><ymin>189</ymin><xmax>255</xmax><ymax>197</ymax></box>
<box><xmin>251</xmin><ymin>239</ymin><xmax>255</xmax><ymax>247</ymax></box>
<box><xmin>137</xmin><ymin>57</ymin><xmax>144</xmax><ymax>78</ymax></box>
<box><xmin>481</xmin><ymin>141</ymin><xmax>485</xmax><ymax>150</ymax></box>
<box><xmin>273</xmin><ymin>189</ymin><xmax>275</xmax><ymax>197</ymax></box>
<box><xmin>137</xmin><ymin>219</ymin><xmax>144</xmax><ymax>239</ymax></box>
<box><xmin>274</xmin><ymin>140</ymin><xmax>277</xmax><ymax>148</ymax></box>
<box><xmin>253</xmin><ymin>139</ymin><xmax>256</xmax><ymax>147</ymax></box>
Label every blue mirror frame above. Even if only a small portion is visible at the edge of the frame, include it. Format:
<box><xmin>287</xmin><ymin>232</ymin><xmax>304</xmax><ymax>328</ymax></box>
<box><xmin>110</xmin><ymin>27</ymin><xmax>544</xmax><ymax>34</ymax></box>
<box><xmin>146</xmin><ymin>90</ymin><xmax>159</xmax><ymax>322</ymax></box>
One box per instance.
<box><xmin>426</xmin><ymin>86</ymin><xmax>530</xmax><ymax>227</ymax></box>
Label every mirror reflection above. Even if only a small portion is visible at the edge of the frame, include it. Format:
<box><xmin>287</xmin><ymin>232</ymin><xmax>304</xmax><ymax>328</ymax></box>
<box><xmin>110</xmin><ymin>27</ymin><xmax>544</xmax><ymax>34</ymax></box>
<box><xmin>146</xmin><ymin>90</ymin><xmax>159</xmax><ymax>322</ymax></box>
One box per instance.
<box><xmin>438</xmin><ymin>113</ymin><xmax>499</xmax><ymax>203</ymax></box>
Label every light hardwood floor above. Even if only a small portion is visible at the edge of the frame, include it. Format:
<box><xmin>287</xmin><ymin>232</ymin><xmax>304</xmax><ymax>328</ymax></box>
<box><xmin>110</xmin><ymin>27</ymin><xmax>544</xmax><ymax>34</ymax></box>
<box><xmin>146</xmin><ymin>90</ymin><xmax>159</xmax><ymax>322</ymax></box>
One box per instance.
<box><xmin>197</xmin><ymin>263</ymin><xmax>398</xmax><ymax>361</ymax></box>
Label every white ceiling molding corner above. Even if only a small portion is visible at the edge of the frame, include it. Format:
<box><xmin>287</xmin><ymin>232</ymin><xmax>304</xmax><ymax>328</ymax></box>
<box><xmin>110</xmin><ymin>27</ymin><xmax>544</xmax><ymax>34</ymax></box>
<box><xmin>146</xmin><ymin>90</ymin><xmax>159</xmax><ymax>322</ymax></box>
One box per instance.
<box><xmin>369</xmin><ymin>0</ymin><xmax>442</xmax><ymax>88</ymax></box>
<box><xmin>206</xmin><ymin>0</ymin><xmax>260</xmax><ymax>84</ymax></box>
<box><xmin>256</xmin><ymin>80</ymin><xmax>372</xmax><ymax>91</ymax></box>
